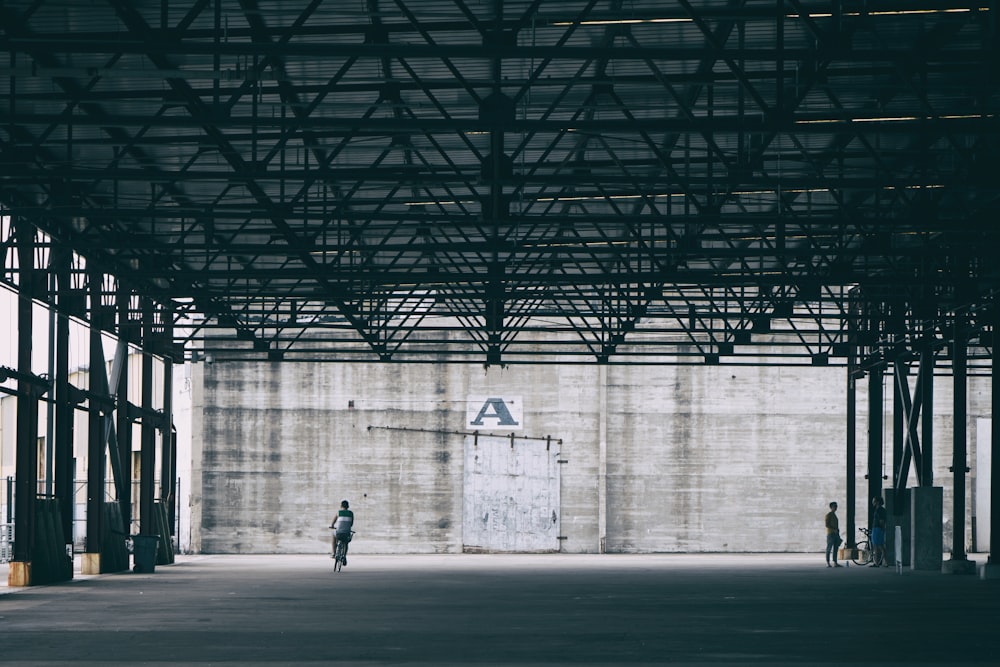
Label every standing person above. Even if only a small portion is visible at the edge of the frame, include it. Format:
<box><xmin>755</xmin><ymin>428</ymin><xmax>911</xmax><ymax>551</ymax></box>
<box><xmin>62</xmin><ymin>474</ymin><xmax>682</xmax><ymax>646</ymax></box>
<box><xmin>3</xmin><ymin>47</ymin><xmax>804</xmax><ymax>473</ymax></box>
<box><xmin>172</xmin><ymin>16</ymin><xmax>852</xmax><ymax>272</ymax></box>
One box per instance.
<box><xmin>871</xmin><ymin>496</ymin><xmax>887</xmax><ymax>566</ymax></box>
<box><xmin>825</xmin><ymin>501</ymin><xmax>842</xmax><ymax>567</ymax></box>
<box><xmin>331</xmin><ymin>500</ymin><xmax>355</xmax><ymax>565</ymax></box>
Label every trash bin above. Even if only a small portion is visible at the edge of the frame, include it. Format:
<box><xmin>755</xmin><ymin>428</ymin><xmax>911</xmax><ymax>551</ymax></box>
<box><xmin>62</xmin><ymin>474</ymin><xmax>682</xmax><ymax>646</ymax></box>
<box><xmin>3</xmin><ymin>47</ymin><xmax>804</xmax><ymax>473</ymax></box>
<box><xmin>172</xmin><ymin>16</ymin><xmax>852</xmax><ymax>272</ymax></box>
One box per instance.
<box><xmin>131</xmin><ymin>534</ymin><xmax>160</xmax><ymax>573</ymax></box>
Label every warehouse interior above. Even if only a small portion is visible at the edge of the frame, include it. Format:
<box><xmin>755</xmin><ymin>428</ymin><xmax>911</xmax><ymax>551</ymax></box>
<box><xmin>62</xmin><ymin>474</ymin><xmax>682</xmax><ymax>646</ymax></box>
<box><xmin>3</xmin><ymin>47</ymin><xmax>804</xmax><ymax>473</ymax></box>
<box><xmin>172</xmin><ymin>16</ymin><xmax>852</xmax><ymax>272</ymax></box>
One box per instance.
<box><xmin>1</xmin><ymin>0</ymin><xmax>999</xmax><ymax>596</ymax></box>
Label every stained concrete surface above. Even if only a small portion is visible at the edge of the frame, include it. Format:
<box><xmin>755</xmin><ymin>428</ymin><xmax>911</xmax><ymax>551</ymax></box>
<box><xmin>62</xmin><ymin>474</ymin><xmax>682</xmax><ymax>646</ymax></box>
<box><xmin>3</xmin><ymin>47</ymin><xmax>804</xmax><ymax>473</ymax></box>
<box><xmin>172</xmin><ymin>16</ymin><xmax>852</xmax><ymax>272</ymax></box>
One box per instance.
<box><xmin>0</xmin><ymin>553</ymin><xmax>998</xmax><ymax>665</ymax></box>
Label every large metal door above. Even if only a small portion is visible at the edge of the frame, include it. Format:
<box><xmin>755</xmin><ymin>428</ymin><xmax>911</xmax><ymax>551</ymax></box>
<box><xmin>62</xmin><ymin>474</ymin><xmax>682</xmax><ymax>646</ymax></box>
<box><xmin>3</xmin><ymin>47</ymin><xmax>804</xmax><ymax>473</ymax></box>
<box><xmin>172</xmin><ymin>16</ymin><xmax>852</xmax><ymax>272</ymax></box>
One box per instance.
<box><xmin>463</xmin><ymin>435</ymin><xmax>560</xmax><ymax>552</ymax></box>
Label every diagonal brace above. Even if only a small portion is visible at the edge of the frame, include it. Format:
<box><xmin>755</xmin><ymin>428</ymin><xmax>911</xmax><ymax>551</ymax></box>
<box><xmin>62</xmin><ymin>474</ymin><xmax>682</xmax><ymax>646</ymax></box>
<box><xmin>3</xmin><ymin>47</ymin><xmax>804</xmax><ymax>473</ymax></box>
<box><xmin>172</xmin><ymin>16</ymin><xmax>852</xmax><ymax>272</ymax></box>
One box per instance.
<box><xmin>893</xmin><ymin>357</ymin><xmax>928</xmax><ymax>495</ymax></box>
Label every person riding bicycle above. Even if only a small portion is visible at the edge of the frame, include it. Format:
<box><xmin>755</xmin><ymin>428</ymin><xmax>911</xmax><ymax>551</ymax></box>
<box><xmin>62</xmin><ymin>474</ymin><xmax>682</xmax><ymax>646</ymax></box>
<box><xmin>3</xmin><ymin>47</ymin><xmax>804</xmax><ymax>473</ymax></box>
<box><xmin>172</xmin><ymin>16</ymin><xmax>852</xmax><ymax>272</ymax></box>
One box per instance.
<box><xmin>331</xmin><ymin>499</ymin><xmax>355</xmax><ymax>565</ymax></box>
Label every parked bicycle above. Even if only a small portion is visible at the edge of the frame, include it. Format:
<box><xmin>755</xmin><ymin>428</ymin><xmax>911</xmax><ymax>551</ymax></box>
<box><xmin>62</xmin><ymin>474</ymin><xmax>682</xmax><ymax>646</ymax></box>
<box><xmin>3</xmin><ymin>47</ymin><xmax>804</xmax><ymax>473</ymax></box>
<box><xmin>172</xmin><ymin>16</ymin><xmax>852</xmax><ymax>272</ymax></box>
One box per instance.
<box><xmin>851</xmin><ymin>527</ymin><xmax>886</xmax><ymax>567</ymax></box>
<box><xmin>333</xmin><ymin>530</ymin><xmax>355</xmax><ymax>573</ymax></box>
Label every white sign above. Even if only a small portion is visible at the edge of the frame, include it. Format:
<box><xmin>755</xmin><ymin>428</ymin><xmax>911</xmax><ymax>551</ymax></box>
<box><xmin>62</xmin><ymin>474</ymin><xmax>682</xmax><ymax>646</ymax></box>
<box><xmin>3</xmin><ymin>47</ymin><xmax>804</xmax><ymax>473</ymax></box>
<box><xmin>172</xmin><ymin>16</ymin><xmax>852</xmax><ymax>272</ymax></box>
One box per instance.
<box><xmin>466</xmin><ymin>395</ymin><xmax>523</xmax><ymax>431</ymax></box>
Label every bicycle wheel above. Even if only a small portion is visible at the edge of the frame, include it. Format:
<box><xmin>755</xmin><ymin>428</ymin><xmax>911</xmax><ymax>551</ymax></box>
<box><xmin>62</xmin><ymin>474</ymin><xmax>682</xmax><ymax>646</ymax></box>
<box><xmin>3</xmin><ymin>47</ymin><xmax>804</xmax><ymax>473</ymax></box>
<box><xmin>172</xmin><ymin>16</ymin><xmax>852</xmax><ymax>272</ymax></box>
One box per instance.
<box><xmin>334</xmin><ymin>543</ymin><xmax>344</xmax><ymax>572</ymax></box>
<box><xmin>871</xmin><ymin>546</ymin><xmax>886</xmax><ymax>567</ymax></box>
<box><xmin>852</xmin><ymin>541</ymin><xmax>871</xmax><ymax>566</ymax></box>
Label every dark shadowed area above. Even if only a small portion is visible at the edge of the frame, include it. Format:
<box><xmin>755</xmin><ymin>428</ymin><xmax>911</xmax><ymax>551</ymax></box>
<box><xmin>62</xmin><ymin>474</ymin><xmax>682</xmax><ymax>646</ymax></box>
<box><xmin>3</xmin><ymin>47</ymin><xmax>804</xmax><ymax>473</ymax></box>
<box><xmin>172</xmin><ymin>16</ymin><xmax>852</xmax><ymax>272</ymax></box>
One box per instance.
<box><xmin>1</xmin><ymin>554</ymin><xmax>998</xmax><ymax>665</ymax></box>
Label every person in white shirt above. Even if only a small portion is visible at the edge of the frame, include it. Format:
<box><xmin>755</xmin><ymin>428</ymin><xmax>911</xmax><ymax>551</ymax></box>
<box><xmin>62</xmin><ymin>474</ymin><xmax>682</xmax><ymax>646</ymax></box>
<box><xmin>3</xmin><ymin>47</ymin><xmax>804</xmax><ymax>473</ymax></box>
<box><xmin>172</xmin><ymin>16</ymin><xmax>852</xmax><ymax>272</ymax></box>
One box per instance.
<box><xmin>331</xmin><ymin>500</ymin><xmax>355</xmax><ymax>565</ymax></box>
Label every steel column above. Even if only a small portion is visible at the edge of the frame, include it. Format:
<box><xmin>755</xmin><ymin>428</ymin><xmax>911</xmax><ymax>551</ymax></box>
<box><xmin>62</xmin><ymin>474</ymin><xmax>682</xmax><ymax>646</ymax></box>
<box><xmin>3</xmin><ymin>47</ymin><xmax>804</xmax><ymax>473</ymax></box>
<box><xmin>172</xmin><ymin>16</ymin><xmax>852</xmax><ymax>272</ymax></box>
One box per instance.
<box><xmin>139</xmin><ymin>298</ymin><xmax>156</xmax><ymax>535</ymax></box>
<box><xmin>867</xmin><ymin>363</ymin><xmax>884</xmax><ymax>525</ymax></box>
<box><xmin>44</xmin><ymin>270</ymin><xmax>55</xmax><ymax>497</ymax></box>
<box><xmin>84</xmin><ymin>269</ymin><xmax>105</xmax><ymax>559</ymax></box>
<box><xmin>846</xmin><ymin>370</ymin><xmax>857</xmax><ymax>549</ymax></box>
<box><xmin>116</xmin><ymin>284</ymin><xmax>132</xmax><ymax>534</ymax></box>
<box><xmin>159</xmin><ymin>304</ymin><xmax>175</xmax><ymax>516</ymax></box>
<box><xmin>11</xmin><ymin>219</ymin><xmax>39</xmax><ymax>567</ymax></box>
<box><xmin>53</xmin><ymin>247</ymin><xmax>74</xmax><ymax>549</ymax></box>
<box><xmin>990</xmin><ymin>310</ymin><xmax>1000</xmax><ymax>567</ymax></box>
<box><xmin>160</xmin><ymin>355</ymin><xmax>175</xmax><ymax>536</ymax></box>
<box><xmin>951</xmin><ymin>316</ymin><xmax>969</xmax><ymax>561</ymax></box>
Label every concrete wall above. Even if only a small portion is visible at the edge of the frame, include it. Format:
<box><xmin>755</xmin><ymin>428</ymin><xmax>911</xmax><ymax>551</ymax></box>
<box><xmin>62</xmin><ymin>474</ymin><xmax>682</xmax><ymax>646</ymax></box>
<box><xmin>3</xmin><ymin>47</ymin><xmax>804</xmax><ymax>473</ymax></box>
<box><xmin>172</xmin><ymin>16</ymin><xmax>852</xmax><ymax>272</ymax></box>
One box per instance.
<box><xmin>605</xmin><ymin>365</ymin><xmax>847</xmax><ymax>552</ymax></box>
<box><xmin>190</xmin><ymin>356</ymin><xmax>992</xmax><ymax>555</ymax></box>
<box><xmin>192</xmin><ymin>361</ymin><xmax>602</xmax><ymax>553</ymax></box>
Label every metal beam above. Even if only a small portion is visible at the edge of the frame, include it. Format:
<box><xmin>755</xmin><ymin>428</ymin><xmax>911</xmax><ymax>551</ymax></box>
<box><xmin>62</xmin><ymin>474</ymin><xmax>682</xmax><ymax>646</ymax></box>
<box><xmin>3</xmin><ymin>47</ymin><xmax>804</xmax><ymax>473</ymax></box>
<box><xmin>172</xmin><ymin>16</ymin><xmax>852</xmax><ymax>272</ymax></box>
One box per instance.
<box><xmin>139</xmin><ymin>298</ymin><xmax>156</xmax><ymax>537</ymax></box>
<box><xmin>0</xmin><ymin>0</ymin><xmax>996</xmax><ymax>368</ymax></box>
<box><xmin>846</xmin><ymin>368</ymin><xmax>857</xmax><ymax>550</ymax></box>
<box><xmin>53</xmin><ymin>245</ymin><xmax>75</xmax><ymax>554</ymax></box>
<box><xmin>11</xmin><ymin>219</ymin><xmax>39</xmax><ymax>569</ymax></box>
<box><xmin>116</xmin><ymin>283</ymin><xmax>133</xmax><ymax>534</ymax></box>
<box><xmin>867</xmin><ymin>363</ymin><xmax>884</xmax><ymax>523</ymax></box>
<box><xmin>85</xmin><ymin>268</ymin><xmax>106</xmax><ymax>565</ymax></box>
<box><xmin>893</xmin><ymin>357</ymin><xmax>925</xmax><ymax>494</ymax></box>
<box><xmin>951</xmin><ymin>316</ymin><xmax>969</xmax><ymax>561</ymax></box>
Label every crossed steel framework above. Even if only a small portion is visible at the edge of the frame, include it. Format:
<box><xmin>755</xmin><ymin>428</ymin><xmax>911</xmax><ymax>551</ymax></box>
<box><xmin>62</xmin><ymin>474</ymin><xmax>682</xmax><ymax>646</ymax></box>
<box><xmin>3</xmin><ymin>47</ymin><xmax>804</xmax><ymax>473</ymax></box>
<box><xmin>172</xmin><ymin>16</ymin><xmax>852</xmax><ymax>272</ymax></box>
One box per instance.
<box><xmin>1</xmin><ymin>0</ymin><xmax>1000</xmax><ymax>582</ymax></box>
<box><xmin>0</xmin><ymin>0</ymin><xmax>996</xmax><ymax>367</ymax></box>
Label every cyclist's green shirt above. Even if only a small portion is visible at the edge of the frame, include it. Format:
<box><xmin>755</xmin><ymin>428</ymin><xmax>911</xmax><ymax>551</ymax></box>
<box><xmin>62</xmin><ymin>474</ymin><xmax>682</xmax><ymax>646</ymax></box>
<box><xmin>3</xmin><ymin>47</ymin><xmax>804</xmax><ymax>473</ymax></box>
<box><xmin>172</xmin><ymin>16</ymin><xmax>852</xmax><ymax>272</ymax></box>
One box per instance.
<box><xmin>334</xmin><ymin>509</ymin><xmax>354</xmax><ymax>535</ymax></box>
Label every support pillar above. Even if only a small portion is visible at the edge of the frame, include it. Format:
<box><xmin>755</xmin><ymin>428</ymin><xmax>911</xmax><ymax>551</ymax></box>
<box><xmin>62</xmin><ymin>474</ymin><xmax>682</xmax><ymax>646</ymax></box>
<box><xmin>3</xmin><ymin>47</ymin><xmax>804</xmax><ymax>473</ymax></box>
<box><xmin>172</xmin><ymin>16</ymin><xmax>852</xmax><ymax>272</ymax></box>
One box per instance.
<box><xmin>912</xmin><ymin>486</ymin><xmax>943</xmax><ymax>570</ymax></box>
<box><xmin>885</xmin><ymin>487</ymin><xmax>911</xmax><ymax>567</ymax></box>
<box><xmin>116</xmin><ymin>284</ymin><xmax>132</xmax><ymax>535</ymax></box>
<box><xmin>845</xmin><ymin>369</ymin><xmax>857</xmax><ymax>554</ymax></box>
<box><xmin>944</xmin><ymin>317</ymin><xmax>975</xmax><ymax>574</ymax></box>
<box><xmin>867</xmin><ymin>363</ymin><xmax>884</xmax><ymax>523</ymax></box>
<box><xmin>598</xmin><ymin>364</ymin><xmax>607</xmax><ymax>553</ymax></box>
<box><xmin>9</xmin><ymin>219</ymin><xmax>39</xmax><ymax>587</ymax></box>
<box><xmin>983</xmin><ymin>309</ymin><xmax>1000</xmax><ymax>578</ymax></box>
<box><xmin>837</xmin><ymin>288</ymin><xmax>861</xmax><ymax>561</ymax></box>
<box><xmin>139</xmin><ymin>298</ymin><xmax>156</xmax><ymax>537</ymax></box>
<box><xmin>82</xmin><ymin>269</ymin><xmax>106</xmax><ymax>575</ymax></box>
<box><xmin>161</xmin><ymin>356</ymin><xmax>175</xmax><ymax>545</ymax></box>
<box><xmin>54</xmin><ymin>248</ymin><xmax>75</xmax><ymax>563</ymax></box>
<box><xmin>160</xmin><ymin>305</ymin><xmax>177</xmax><ymax>549</ymax></box>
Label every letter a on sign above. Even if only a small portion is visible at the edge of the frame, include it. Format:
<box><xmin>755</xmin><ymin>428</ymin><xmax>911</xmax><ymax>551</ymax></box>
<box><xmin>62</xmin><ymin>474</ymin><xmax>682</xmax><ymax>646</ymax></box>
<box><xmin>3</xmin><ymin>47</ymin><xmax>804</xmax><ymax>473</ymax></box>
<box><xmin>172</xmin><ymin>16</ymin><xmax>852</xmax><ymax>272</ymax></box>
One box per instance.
<box><xmin>467</xmin><ymin>396</ymin><xmax>523</xmax><ymax>430</ymax></box>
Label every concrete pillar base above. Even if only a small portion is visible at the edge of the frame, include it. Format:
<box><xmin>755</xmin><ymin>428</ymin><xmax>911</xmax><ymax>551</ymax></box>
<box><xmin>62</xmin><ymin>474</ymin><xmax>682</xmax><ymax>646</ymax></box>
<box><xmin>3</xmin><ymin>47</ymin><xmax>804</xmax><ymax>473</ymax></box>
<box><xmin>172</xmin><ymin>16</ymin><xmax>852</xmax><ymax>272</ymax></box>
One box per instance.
<box><xmin>911</xmin><ymin>487</ymin><xmax>943</xmax><ymax>571</ymax></box>
<box><xmin>885</xmin><ymin>489</ymin><xmax>911</xmax><ymax>566</ymax></box>
<box><xmin>81</xmin><ymin>552</ymin><xmax>101</xmax><ymax>575</ymax></box>
<box><xmin>941</xmin><ymin>557</ymin><xmax>977</xmax><ymax>575</ymax></box>
<box><xmin>8</xmin><ymin>561</ymin><xmax>31</xmax><ymax>587</ymax></box>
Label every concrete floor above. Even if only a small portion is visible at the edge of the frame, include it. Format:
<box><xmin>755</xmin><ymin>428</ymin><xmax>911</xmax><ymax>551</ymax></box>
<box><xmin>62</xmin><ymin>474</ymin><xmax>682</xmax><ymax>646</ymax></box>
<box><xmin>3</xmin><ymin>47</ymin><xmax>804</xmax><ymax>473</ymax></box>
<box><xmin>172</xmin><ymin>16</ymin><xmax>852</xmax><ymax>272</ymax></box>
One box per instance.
<box><xmin>0</xmin><ymin>553</ymin><xmax>998</xmax><ymax>665</ymax></box>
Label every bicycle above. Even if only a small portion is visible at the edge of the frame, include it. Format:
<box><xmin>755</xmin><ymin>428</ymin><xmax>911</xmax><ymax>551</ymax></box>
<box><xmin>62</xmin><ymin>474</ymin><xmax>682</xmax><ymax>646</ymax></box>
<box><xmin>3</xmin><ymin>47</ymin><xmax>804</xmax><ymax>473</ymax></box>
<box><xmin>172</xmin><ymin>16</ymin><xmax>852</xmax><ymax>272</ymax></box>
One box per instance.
<box><xmin>851</xmin><ymin>527</ymin><xmax>886</xmax><ymax>567</ymax></box>
<box><xmin>332</xmin><ymin>531</ymin><xmax>355</xmax><ymax>573</ymax></box>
